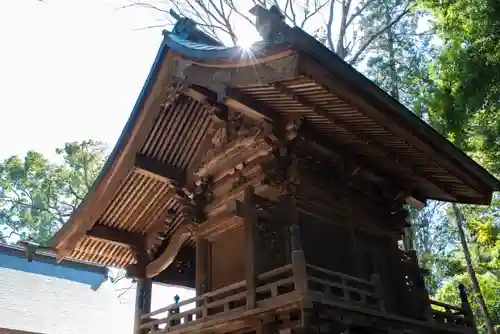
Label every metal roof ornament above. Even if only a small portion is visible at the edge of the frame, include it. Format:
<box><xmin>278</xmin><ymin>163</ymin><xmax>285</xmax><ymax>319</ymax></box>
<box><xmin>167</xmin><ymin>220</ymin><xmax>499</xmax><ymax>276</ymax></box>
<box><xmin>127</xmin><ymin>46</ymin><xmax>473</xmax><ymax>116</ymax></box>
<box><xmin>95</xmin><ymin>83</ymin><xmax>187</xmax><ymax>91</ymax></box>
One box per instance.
<box><xmin>250</xmin><ymin>5</ymin><xmax>286</xmax><ymax>42</ymax></box>
<box><xmin>169</xmin><ymin>9</ymin><xmax>222</xmax><ymax>46</ymax></box>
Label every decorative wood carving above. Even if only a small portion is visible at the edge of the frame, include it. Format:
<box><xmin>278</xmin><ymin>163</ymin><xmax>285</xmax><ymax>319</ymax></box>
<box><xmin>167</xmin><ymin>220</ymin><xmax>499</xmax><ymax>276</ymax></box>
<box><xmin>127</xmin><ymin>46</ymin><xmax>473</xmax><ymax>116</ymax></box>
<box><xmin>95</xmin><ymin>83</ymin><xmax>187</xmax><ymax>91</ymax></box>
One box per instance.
<box><xmin>206</xmin><ymin>110</ymin><xmax>271</xmax><ymax>162</ymax></box>
<box><xmin>260</xmin><ymin>116</ymin><xmax>306</xmax><ymax>195</ymax></box>
<box><xmin>146</xmin><ymin>221</ymin><xmax>197</xmax><ymax>278</ymax></box>
<box><xmin>191</xmin><ymin>176</ymin><xmax>214</xmax><ymax>223</ymax></box>
<box><xmin>197</xmin><ymin>111</ymin><xmax>273</xmax><ymax>177</ymax></box>
<box><xmin>162</xmin><ymin>77</ymin><xmax>187</xmax><ymax>107</ymax></box>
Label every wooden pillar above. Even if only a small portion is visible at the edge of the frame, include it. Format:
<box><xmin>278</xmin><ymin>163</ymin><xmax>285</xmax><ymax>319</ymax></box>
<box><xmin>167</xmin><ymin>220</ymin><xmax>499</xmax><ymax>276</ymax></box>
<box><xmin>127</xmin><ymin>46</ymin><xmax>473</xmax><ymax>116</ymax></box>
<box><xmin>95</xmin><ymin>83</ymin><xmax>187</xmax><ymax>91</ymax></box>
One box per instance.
<box><xmin>244</xmin><ymin>186</ymin><xmax>258</xmax><ymax>309</ymax></box>
<box><xmin>133</xmin><ymin>276</ymin><xmax>152</xmax><ymax>334</ymax></box>
<box><xmin>459</xmin><ymin>283</ymin><xmax>477</xmax><ymax>330</ymax></box>
<box><xmin>133</xmin><ymin>248</ymin><xmax>152</xmax><ymax>334</ymax></box>
<box><xmin>407</xmin><ymin>250</ymin><xmax>433</xmax><ymax>321</ymax></box>
<box><xmin>195</xmin><ymin>236</ymin><xmax>209</xmax><ymax>296</ymax></box>
<box><xmin>287</xmin><ymin>194</ymin><xmax>307</xmax><ymax>295</ymax></box>
<box><xmin>195</xmin><ymin>235</ymin><xmax>209</xmax><ymax>319</ymax></box>
<box><xmin>371</xmin><ymin>274</ymin><xmax>386</xmax><ymax>313</ymax></box>
<box><xmin>285</xmin><ymin>194</ymin><xmax>314</xmax><ymax>333</ymax></box>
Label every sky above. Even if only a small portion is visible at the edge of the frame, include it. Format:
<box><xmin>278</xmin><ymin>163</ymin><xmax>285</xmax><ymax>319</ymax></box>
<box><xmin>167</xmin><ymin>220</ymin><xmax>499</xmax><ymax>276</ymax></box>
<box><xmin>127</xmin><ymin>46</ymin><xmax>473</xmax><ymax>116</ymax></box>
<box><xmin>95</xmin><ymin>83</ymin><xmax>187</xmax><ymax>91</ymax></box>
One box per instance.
<box><xmin>0</xmin><ymin>0</ymin><xmax>262</xmax><ymax>162</ymax></box>
<box><xmin>0</xmin><ymin>0</ymin><xmax>164</xmax><ymax>160</ymax></box>
<box><xmin>0</xmin><ymin>0</ymin><xmax>197</xmax><ymax>316</ymax></box>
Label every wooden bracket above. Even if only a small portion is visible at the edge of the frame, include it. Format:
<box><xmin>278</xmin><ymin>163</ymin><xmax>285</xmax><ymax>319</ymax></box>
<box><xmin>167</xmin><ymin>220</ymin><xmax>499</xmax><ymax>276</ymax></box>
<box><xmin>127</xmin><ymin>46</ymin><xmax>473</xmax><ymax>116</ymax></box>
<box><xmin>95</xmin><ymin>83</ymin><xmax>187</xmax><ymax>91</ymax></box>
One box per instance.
<box><xmin>87</xmin><ymin>224</ymin><xmax>144</xmax><ymax>249</ymax></box>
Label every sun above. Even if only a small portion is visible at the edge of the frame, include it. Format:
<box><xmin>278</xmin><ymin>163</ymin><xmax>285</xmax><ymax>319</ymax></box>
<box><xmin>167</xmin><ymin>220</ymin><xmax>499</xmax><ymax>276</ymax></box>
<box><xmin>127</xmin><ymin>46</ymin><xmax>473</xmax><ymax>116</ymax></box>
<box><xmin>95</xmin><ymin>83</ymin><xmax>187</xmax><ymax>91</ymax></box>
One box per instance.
<box><xmin>237</xmin><ymin>38</ymin><xmax>255</xmax><ymax>49</ymax></box>
<box><xmin>235</xmin><ymin>24</ymin><xmax>261</xmax><ymax>49</ymax></box>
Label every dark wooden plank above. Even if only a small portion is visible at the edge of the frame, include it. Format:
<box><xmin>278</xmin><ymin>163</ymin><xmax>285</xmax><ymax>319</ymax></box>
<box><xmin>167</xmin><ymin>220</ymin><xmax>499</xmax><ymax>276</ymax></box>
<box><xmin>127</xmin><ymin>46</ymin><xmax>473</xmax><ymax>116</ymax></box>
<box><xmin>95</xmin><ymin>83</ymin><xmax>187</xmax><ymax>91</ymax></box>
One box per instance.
<box><xmin>134</xmin><ymin>153</ymin><xmax>187</xmax><ymax>186</ymax></box>
<box><xmin>87</xmin><ymin>224</ymin><xmax>144</xmax><ymax>249</ymax></box>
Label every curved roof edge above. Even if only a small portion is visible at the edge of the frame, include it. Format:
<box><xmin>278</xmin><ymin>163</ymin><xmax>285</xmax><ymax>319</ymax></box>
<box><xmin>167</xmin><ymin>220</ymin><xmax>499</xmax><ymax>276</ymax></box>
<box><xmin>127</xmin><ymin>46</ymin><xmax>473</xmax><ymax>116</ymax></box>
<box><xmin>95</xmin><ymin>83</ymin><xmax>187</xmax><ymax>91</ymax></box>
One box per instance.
<box><xmin>52</xmin><ymin>36</ymin><xmax>172</xmax><ymax>254</ymax></box>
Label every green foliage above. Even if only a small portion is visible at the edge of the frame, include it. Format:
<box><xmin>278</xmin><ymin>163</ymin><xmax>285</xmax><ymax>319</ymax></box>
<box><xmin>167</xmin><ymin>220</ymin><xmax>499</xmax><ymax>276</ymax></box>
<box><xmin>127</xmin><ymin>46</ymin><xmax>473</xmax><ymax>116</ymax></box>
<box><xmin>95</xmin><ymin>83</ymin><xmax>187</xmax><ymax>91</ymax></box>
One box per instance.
<box><xmin>0</xmin><ymin>140</ymin><xmax>107</xmax><ymax>243</ymax></box>
<box><xmin>360</xmin><ymin>0</ymin><xmax>436</xmax><ymax>109</ymax></box>
<box><xmin>405</xmin><ymin>0</ymin><xmax>500</xmax><ymax>331</ymax></box>
<box><xmin>420</xmin><ymin>0</ymin><xmax>500</xmax><ymax>171</ymax></box>
<box><xmin>436</xmin><ymin>273</ymin><xmax>500</xmax><ymax>333</ymax></box>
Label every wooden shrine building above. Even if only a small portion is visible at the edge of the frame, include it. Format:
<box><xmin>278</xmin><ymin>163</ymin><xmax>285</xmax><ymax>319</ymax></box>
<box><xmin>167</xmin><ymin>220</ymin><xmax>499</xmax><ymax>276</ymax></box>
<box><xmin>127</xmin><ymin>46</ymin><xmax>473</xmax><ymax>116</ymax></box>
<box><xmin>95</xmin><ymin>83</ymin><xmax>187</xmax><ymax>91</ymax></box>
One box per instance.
<box><xmin>51</xmin><ymin>5</ymin><xmax>499</xmax><ymax>334</ymax></box>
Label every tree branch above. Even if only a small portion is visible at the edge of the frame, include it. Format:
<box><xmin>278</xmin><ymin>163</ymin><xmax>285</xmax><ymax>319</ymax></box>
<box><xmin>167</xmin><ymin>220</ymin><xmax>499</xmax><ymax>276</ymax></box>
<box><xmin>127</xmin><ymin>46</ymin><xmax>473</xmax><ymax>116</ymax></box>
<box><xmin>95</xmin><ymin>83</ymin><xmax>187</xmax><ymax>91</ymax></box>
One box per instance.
<box><xmin>119</xmin><ymin>2</ymin><xmax>168</xmax><ymax>13</ymax></box>
<box><xmin>345</xmin><ymin>0</ymin><xmax>375</xmax><ymax>28</ymax></box>
<box><xmin>326</xmin><ymin>0</ymin><xmax>335</xmax><ymax>51</ymax></box>
<box><xmin>349</xmin><ymin>7</ymin><xmax>412</xmax><ymax>65</ymax></box>
<box><xmin>300</xmin><ymin>0</ymin><xmax>330</xmax><ymax>28</ymax></box>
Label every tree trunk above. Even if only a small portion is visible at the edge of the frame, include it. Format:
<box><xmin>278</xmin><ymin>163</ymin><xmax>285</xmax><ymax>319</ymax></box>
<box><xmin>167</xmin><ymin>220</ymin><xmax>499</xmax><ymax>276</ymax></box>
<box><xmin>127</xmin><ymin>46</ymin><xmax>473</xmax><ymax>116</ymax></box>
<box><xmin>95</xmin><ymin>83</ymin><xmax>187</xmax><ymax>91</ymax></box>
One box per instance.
<box><xmin>452</xmin><ymin>203</ymin><xmax>496</xmax><ymax>334</ymax></box>
<box><xmin>384</xmin><ymin>1</ymin><xmax>399</xmax><ymax>100</ymax></box>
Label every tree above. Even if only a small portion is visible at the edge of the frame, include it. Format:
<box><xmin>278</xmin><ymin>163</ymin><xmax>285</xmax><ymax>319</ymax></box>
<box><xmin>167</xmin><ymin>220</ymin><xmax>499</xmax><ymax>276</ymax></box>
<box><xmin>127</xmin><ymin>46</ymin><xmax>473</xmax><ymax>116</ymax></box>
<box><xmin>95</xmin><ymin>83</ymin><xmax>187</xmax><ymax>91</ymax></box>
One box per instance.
<box><xmin>121</xmin><ymin>0</ymin><xmax>417</xmax><ymax>66</ymax></box>
<box><xmin>0</xmin><ymin>140</ymin><xmax>107</xmax><ymax>243</ymax></box>
<box><xmin>421</xmin><ymin>0</ymin><xmax>500</xmax><ymax>171</ymax></box>
<box><xmin>415</xmin><ymin>1</ymin><xmax>500</xmax><ymax>331</ymax></box>
<box><xmin>452</xmin><ymin>204</ymin><xmax>497</xmax><ymax>334</ymax></box>
<box><xmin>359</xmin><ymin>0</ymin><xmax>435</xmax><ymax>109</ymax></box>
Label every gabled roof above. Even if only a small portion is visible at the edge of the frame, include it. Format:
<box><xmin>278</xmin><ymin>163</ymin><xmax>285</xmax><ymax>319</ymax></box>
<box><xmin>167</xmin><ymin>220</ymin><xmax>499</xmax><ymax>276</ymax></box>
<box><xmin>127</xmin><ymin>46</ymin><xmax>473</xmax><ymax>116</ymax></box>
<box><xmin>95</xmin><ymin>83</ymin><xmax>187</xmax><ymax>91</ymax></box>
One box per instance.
<box><xmin>51</xmin><ymin>7</ymin><xmax>499</xmax><ymax>272</ymax></box>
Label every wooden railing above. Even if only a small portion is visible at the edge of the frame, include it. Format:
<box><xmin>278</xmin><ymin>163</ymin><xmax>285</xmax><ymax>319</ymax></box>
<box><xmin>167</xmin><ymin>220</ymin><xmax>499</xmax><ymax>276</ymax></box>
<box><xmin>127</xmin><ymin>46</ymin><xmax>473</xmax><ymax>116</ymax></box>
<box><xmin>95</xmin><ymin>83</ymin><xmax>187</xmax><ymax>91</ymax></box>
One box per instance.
<box><xmin>430</xmin><ymin>300</ymin><xmax>473</xmax><ymax>328</ymax></box>
<box><xmin>140</xmin><ymin>264</ymin><xmax>294</xmax><ymax>333</ymax></box>
<box><xmin>141</xmin><ymin>261</ymin><xmax>474</xmax><ymax>333</ymax></box>
<box><xmin>306</xmin><ymin>264</ymin><xmax>385</xmax><ymax>312</ymax></box>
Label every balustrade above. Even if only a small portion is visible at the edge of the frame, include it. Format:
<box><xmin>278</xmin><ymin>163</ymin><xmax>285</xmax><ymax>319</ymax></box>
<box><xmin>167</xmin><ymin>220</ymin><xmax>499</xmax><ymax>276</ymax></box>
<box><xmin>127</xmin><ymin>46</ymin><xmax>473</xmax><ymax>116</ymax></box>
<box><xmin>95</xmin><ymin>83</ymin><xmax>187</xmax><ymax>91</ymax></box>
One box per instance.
<box><xmin>140</xmin><ymin>261</ymin><xmax>470</xmax><ymax>333</ymax></box>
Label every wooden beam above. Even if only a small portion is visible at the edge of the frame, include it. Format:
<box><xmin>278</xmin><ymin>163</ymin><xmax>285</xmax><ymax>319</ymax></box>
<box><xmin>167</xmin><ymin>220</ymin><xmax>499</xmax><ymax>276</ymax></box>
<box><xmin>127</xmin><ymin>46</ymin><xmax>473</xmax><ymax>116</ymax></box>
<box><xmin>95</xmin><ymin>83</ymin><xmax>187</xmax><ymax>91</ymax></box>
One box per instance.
<box><xmin>87</xmin><ymin>224</ymin><xmax>143</xmax><ymax>249</ymax></box>
<box><xmin>186</xmin><ymin>84</ymin><xmax>229</xmax><ymax>123</ymax></box>
<box><xmin>134</xmin><ymin>154</ymin><xmax>186</xmax><ymax>186</ymax></box>
<box><xmin>228</xmin><ymin>197</ymin><xmax>274</xmax><ymax>221</ymax></box>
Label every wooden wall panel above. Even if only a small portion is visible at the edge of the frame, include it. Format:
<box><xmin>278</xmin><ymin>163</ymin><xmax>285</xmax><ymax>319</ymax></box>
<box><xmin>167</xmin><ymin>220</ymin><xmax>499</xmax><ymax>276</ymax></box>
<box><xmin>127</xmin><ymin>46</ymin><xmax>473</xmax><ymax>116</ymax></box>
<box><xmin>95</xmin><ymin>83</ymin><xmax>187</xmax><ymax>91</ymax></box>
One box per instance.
<box><xmin>300</xmin><ymin>213</ymin><xmax>351</xmax><ymax>274</ymax></box>
<box><xmin>209</xmin><ymin>225</ymin><xmax>245</xmax><ymax>290</ymax></box>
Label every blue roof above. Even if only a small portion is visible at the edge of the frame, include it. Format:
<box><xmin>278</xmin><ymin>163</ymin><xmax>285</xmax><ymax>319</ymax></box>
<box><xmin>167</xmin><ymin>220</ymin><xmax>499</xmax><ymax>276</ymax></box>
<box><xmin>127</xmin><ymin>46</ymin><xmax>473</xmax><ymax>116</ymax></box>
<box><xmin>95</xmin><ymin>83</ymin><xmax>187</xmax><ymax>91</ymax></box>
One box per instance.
<box><xmin>0</xmin><ymin>244</ymin><xmax>108</xmax><ymax>290</ymax></box>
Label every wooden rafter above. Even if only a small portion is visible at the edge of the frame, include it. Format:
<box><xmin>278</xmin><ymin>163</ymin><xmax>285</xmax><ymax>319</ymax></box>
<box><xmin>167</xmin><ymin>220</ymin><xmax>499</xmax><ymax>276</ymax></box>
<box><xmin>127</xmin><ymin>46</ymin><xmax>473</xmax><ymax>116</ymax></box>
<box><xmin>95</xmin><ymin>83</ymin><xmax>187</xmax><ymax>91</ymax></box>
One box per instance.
<box><xmin>183</xmin><ymin>85</ymin><xmax>229</xmax><ymax>186</ymax></box>
<box><xmin>272</xmin><ymin>81</ymin><xmax>455</xmax><ymax>201</ymax></box>
<box><xmin>86</xmin><ymin>224</ymin><xmax>143</xmax><ymax>249</ymax></box>
<box><xmin>134</xmin><ymin>154</ymin><xmax>186</xmax><ymax>186</ymax></box>
<box><xmin>297</xmin><ymin>58</ymin><xmax>493</xmax><ymax>197</ymax></box>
